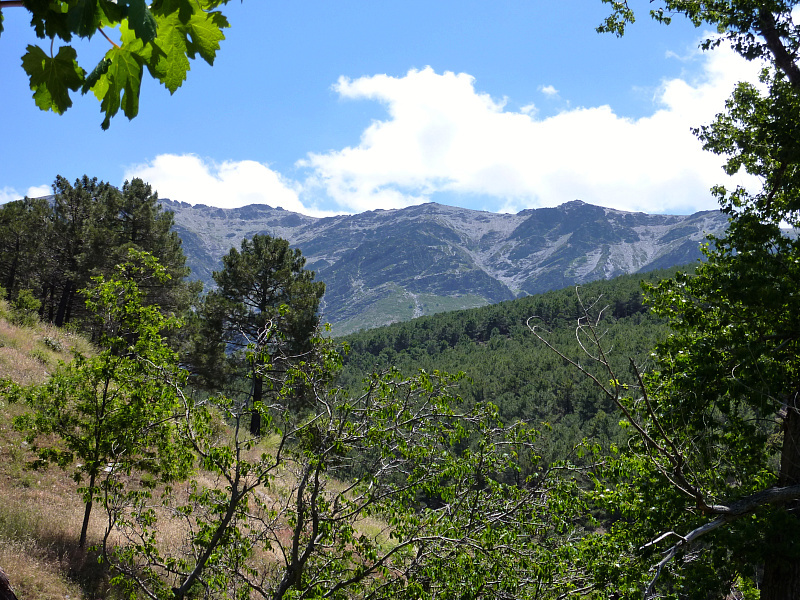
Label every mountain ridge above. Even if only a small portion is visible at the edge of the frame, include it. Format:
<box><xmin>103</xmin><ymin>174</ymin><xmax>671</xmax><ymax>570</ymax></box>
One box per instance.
<box><xmin>161</xmin><ymin>198</ymin><xmax>728</xmax><ymax>335</ymax></box>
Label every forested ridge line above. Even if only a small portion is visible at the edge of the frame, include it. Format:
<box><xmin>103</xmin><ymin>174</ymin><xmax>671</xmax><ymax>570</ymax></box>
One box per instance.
<box><xmin>338</xmin><ymin>267</ymin><xmax>681</xmax><ymax>459</ymax></box>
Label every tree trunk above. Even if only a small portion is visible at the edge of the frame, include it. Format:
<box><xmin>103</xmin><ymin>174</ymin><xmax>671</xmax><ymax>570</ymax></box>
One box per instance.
<box><xmin>761</xmin><ymin>401</ymin><xmax>800</xmax><ymax>600</ymax></box>
<box><xmin>79</xmin><ymin>471</ymin><xmax>96</xmax><ymax>549</ymax></box>
<box><xmin>5</xmin><ymin>237</ymin><xmax>19</xmax><ymax>293</ymax></box>
<box><xmin>55</xmin><ymin>280</ymin><xmax>73</xmax><ymax>327</ymax></box>
<box><xmin>250</xmin><ymin>373</ymin><xmax>263</xmax><ymax>436</ymax></box>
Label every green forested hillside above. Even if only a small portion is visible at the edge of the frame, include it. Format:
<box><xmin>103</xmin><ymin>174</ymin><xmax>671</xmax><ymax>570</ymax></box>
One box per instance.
<box><xmin>338</xmin><ymin>268</ymin><xmax>678</xmax><ymax>461</ymax></box>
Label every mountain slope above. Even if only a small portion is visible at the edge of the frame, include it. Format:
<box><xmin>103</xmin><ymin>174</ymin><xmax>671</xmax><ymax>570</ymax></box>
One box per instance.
<box><xmin>162</xmin><ymin>199</ymin><xmax>727</xmax><ymax>335</ymax></box>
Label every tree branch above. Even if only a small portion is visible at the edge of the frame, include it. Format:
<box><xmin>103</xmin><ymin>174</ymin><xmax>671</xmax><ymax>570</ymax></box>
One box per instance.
<box><xmin>643</xmin><ymin>483</ymin><xmax>800</xmax><ymax>598</ymax></box>
<box><xmin>757</xmin><ymin>10</ymin><xmax>800</xmax><ymax>89</ymax></box>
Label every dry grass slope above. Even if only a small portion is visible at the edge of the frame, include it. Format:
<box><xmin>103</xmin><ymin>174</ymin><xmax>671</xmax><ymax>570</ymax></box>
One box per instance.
<box><xmin>0</xmin><ymin>300</ymin><xmax>115</xmax><ymax>600</ymax></box>
<box><xmin>0</xmin><ymin>298</ymin><xmax>394</xmax><ymax>599</ymax></box>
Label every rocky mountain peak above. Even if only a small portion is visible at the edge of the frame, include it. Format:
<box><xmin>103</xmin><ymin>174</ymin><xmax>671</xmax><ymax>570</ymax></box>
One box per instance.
<box><xmin>162</xmin><ymin>199</ymin><xmax>728</xmax><ymax>335</ymax></box>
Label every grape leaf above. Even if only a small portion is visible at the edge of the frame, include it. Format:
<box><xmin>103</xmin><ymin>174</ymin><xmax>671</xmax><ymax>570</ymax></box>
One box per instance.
<box><xmin>82</xmin><ymin>57</ymin><xmax>112</xmax><ymax>94</ymax></box>
<box><xmin>146</xmin><ymin>0</ymin><xmax>229</xmax><ymax>93</ymax></box>
<box><xmin>185</xmin><ymin>9</ymin><xmax>228</xmax><ymax>64</ymax></box>
<box><xmin>90</xmin><ymin>45</ymin><xmax>145</xmax><ymax>129</ymax></box>
<box><xmin>121</xmin><ymin>0</ymin><xmax>158</xmax><ymax>43</ymax></box>
<box><xmin>18</xmin><ymin>0</ymin><xmax>233</xmax><ymax>126</ymax></box>
<box><xmin>26</xmin><ymin>0</ymin><xmax>74</xmax><ymax>41</ymax></box>
<box><xmin>67</xmin><ymin>0</ymin><xmax>100</xmax><ymax>38</ymax></box>
<box><xmin>21</xmin><ymin>44</ymin><xmax>85</xmax><ymax>114</ymax></box>
<box><xmin>147</xmin><ymin>10</ymin><xmax>192</xmax><ymax>92</ymax></box>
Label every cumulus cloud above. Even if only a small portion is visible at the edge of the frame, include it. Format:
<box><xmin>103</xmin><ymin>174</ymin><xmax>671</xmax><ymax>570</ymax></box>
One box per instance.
<box><xmin>123</xmin><ymin>154</ymin><xmax>340</xmax><ymax>217</ymax></box>
<box><xmin>0</xmin><ymin>184</ymin><xmax>52</xmax><ymax>204</ymax></box>
<box><xmin>119</xmin><ymin>36</ymin><xmax>765</xmax><ymax>217</ymax></box>
<box><xmin>0</xmin><ymin>188</ymin><xmax>19</xmax><ymax>205</ymax></box>
<box><xmin>27</xmin><ymin>184</ymin><xmax>52</xmax><ymax>198</ymax></box>
<box><xmin>301</xmin><ymin>44</ymin><xmax>763</xmax><ymax>215</ymax></box>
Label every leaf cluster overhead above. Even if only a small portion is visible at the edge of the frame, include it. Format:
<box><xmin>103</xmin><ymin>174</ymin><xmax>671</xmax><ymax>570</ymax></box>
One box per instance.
<box><xmin>6</xmin><ymin>0</ymin><xmax>234</xmax><ymax>128</ymax></box>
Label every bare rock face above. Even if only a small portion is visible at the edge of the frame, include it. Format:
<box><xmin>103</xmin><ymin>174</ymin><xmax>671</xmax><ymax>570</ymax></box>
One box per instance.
<box><xmin>162</xmin><ymin>199</ymin><xmax>728</xmax><ymax>335</ymax></box>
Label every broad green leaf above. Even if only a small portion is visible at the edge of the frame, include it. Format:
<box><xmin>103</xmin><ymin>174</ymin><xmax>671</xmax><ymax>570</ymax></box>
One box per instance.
<box><xmin>147</xmin><ymin>11</ymin><xmax>191</xmax><ymax>92</ymax></box>
<box><xmin>122</xmin><ymin>0</ymin><xmax>158</xmax><ymax>43</ymax></box>
<box><xmin>21</xmin><ymin>44</ymin><xmax>85</xmax><ymax>114</ymax></box>
<box><xmin>91</xmin><ymin>45</ymin><xmax>144</xmax><ymax>129</ymax></box>
<box><xmin>26</xmin><ymin>0</ymin><xmax>73</xmax><ymax>41</ymax></box>
<box><xmin>142</xmin><ymin>0</ymin><xmax>228</xmax><ymax>92</ymax></box>
<box><xmin>67</xmin><ymin>0</ymin><xmax>100</xmax><ymax>38</ymax></box>
<box><xmin>184</xmin><ymin>9</ymin><xmax>228</xmax><ymax>64</ymax></box>
<box><xmin>97</xmin><ymin>0</ymin><xmax>125</xmax><ymax>26</ymax></box>
<box><xmin>82</xmin><ymin>57</ymin><xmax>112</xmax><ymax>93</ymax></box>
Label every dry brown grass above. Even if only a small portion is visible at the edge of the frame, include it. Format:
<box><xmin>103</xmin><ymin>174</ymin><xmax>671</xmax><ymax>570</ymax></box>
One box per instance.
<box><xmin>0</xmin><ymin>307</ymin><xmax>394</xmax><ymax>599</ymax></box>
<box><xmin>0</xmin><ymin>309</ymin><xmax>116</xmax><ymax>600</ymax></box>
<box><xmin>0</xmin><ymin>411</ymin><xmax>118</xmax><ymax>599</ymax></box>
<box><xmin>0</xmin><ymin>306</ymin><xmax>92</xmax><ymax>386</ymax></box>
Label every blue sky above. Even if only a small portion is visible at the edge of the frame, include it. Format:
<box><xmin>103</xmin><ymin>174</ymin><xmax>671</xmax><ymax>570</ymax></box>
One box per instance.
<box><xmin>1</xmin><ymin>1</ymin><xmax>765</xmax><ymax>216</ymax></box>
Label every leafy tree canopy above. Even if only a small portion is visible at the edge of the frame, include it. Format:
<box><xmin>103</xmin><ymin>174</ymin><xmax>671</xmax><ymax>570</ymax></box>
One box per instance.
<box><xmin>599</xmin><ymin>0</ymin><xmax>800</xmax><ymax>89</ymax></box>
<box><xmin>4</xmin><ymin>0</ymin><xmax>235</xmax><ymax>128</ymax></box>
<box><xmin>549</xmin><ymin>2</ymin><xmax>800</xmax><ymax>597</ymax></box>
<box><xmin>8</xmin><ymin>249</ymin><xmax>192</xmax><ymax>549</ymax></box>
<box><xmin>0</xmin><ymin>174</ymin><xmax>195</xmax><ymax>331</ymax></box>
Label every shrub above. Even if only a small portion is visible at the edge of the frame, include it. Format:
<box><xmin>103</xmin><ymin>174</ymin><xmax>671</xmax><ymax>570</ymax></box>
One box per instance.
<box><xmin>12</xmin><ymin>290</ymin><xmax>41</xmax><ymax>328</ymax></box>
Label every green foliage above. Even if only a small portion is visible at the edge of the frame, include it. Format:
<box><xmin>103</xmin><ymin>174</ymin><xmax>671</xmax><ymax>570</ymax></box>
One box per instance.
<box><xmin>16</xmin><ymin>0</ymin><xmax>235</xmax><ymax>128</ymax></box>
<box><xmin>105</xmin><ymin>321</ymin><xmax>594</xmax><ymax>600</ymax></box>
<box><xmin>9</xmin><ymin>250</ymin><xmax>192</xmax><ymax>548</ymax></box>
<box><xmin>571</xmin><ymin>3</ymin><xmax>800</xmax><ymax>597</ymax></box>
<box><xmin>11</xmin><ymin>289</ymin><xmax>42</xmax><ymax>327</ymax></box>
<box><xmin>598</xmin><ymin>0</ymin><xmax>800</xmax><ymax>76</ymax></box>
<box><xmin>211</xmin><ymin>233</ymin><xmax>325</xmax><ymax>352</ymax></box>
<box><xmin>0</xmin><ymin>175</ymin><xmax>195</xmax><ymax>334</ymax></box>
<box><xmin>188</xmin><ymin>234</ymin><xmax>325</xmax><ymax>433</ymax></box>
<box><xmin>340</xmin><ymin>270</ymin><xmax>676</xmax><ymax>466</ymax></box>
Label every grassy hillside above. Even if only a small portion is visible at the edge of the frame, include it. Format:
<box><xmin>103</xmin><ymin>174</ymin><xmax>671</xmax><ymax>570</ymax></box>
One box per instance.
<box><xmin>0</xmin><ymin>297</ymin><xmax>399</xmax><ymax>599</ymax></box>
<box><xmin>0</xmin><ymin>298</ymin><xmax>115</xmax><ymax>600</ymax></box>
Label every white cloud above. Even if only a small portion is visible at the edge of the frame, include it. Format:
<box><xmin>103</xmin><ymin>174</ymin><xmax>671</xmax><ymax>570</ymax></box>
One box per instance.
<box><xmin>0</xmin><ymin>187</ymin><xmax>21</xmax><ymax>205</ymax></box>
<box><xmin>301</xmin><ymin>44</ymin><xmax>764</xmax><ymax>215</ymax></box>
<box><xmin>27</xmin><ymin>184</ymin><xmax>52</xmax><ymax>198</ymax></box>
<box><xmin>119</xmin><ymin>36</ymin><xmax>766</xmax><ymax>218</ymax></box>
<box><xmin>539</xmin><ymin>84</ymin><xmax>559</xmax><ymax>97</ymax></box>
<box><xmin>0</xmin><ymin>184</ymin><xmax>51</xmax><ymax>204</ymax></box>
<box><xmin>123</xmin><ymin>154</ymin><xmax>340</xmax><ymax>217</ymax></box>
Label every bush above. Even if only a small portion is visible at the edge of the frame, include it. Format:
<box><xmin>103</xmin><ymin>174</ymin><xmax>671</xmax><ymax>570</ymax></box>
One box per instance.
<box><xmin>12</xmin><ymin>290</ymin><xmax>41</xmax><ymax>328</ymax></box>
<box><xmin>42</xmin><ymin>337</ymin><xmax>64</xmax><ymax>353</ymax></box>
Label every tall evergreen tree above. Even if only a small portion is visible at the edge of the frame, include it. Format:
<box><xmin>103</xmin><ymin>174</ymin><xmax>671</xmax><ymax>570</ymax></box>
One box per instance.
<box><xmin>49</xmin><ymin>175</ymin><xmax>118</xmax><ymax>326</ymax></box>
<box><xmin>201</xmin><ymin>234</ymin><xmax>325</xmax><ymax>435</ymax></box>
<box><xmin>0</xmin><ymin>196</ymin><xmax>52</xmax><ymax>313</ymax></box>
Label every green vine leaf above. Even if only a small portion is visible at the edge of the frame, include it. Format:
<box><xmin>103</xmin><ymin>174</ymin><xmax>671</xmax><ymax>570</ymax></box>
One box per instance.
<box><xmin>17</xmin><ymin>0</ymin><xmax>232</xmax><ymax>127</ymax></box>
<box><xmin>121</xmin><ymin>0</ymin><xmax>158</xmax><ymax>43</ymax></box>
<box><xmin>67</xmin><ymin>0</ymin><xmax>101</xmax><ymax>38</ymax></box>
<box><xmin>91</xmin><ymin>43</ymin><xmax>145</xmax><ymax>129</ymax></box>
<box><xmin>21</xmin><ymin>44</ymin><xmax>86</xmax><ymax>114</ymax></box>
